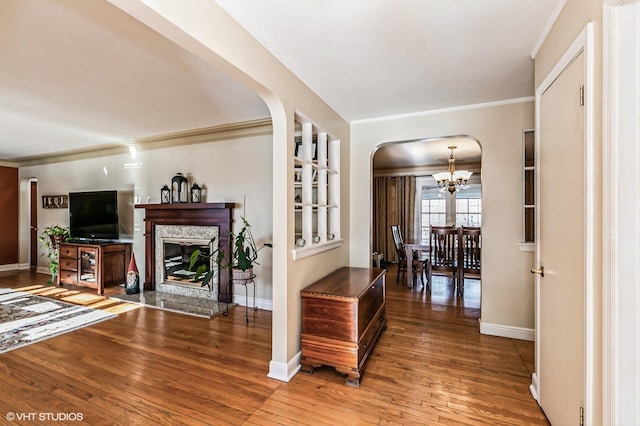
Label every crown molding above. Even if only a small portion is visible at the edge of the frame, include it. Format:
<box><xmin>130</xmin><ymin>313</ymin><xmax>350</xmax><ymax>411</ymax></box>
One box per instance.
<box><xmin>15</xmin><ymin>118</ymin><xmax>272</xmax><ymax>167</ymax></box>
<box><xmin>352</xmin><ymin>97</ymin><xmax>534</xmax><ymax>125</ymax></box>
<box><xmin>530</xmin><ymin>0</ymin><xmax>568</xmax><ymax>59</ymax></box>
<box><xmin>373</xmin><ymin>161</ymin><xmax>482</xmax><ymax>178</ymax></box>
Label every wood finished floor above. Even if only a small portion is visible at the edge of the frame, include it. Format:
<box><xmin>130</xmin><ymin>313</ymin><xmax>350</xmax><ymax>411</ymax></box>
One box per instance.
<box><xmin>0</xmin><ymin>268</ymin><xmax>548</xmax><ymax>425</ymax></box>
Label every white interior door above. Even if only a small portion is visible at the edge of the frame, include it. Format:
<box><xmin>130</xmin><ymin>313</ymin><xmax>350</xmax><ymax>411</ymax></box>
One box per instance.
<box><xmin>536</xmin><ymin>52</ymin><xmax>585</xmax><ymax>425</ymax></box>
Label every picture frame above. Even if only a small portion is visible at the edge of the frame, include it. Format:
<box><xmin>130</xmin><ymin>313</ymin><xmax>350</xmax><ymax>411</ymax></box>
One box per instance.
<box><xmin>42</xmin><ymin>195</ymin><xmax>68</xmax><ymax>209</ymax></box>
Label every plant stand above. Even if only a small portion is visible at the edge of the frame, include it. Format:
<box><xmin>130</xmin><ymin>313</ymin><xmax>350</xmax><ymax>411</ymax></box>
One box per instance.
<box><xmin>233</xmin><ymin>274</ymin><xmax>257</xmax><ymax>324</ymax></box>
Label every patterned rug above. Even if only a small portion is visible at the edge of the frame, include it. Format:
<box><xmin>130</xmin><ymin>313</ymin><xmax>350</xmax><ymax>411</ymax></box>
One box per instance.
<box><xmin>0</xmin><ymin>288</ymin><xmax>116</xmax><ymax>354</ymax></box>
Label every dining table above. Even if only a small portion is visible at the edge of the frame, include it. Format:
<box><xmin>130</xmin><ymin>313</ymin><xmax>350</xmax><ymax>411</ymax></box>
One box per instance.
<box><xmin>403</xmin><ymin>242</ymin><xmax>430</xmax><ymax>288</ymax></box>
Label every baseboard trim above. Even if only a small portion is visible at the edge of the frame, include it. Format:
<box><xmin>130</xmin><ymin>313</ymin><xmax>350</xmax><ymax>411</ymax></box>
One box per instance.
<box><xmin>530</xmin><ymin>372</ymin><xmax>540</xmax><ymax>402</ymax></box>
<box><xmin>479</xmin><ymin>319</ymin><xmax>535</xmax><ymax>341</ymax></box>
<box><xmin>233</xmin><ymin>295</ymin><xmax>272</xmax><ymax>311</ymax></box>
<box><xmin>267</xmin><ymin>351</ymin><xmax>301</xmax><ymax>382</ymax></box>
<box><xmin>0</xmin><ymin>263</ymin><xmax>19</xmax><ymax>272</ymax></box>
<box><xmin>18</xmin><ymin>263</ymin><xmax>33</xmax><ymax>270</ymax></box>
<box><xmin>36</xmin><ymin>266</ymin><xmax>51</xmax><ymax>275</ymax></box>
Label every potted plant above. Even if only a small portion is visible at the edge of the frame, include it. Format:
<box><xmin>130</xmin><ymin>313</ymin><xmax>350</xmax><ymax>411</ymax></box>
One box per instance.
<box><xmin>38</xmin><ymin>225</ymin><xmax>70</xmax><ymax>284</ymax></box>
<box><xmin>189</xmin><ymin>216</ymin><xmax>271</xmax><ymax>291</ymax></box>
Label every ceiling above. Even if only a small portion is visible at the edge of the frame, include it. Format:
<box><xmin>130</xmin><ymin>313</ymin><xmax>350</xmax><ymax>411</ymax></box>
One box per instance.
<box><xmin>0</xmin><ymin>0</ymin><xmax>560</xmax><ymax>163</ymax></box>
<box><xmin>373</xmin><ymin>137</ymin><xmax>481</xmax><ymax>171</ymax></box>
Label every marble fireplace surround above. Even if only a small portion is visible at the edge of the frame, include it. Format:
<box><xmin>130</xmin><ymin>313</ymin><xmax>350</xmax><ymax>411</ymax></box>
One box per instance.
<box><xmin>155</xmin><ymin>225</ymin><xmax>218</xmax><ymax>299</ymax></box>
<box><xmin>135</xmin><ymin>203</ymin><xmax>235</xmax><ymax>303</ymax></box>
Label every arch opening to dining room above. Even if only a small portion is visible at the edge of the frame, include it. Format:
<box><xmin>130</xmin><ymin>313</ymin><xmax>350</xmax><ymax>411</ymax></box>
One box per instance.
<box><xmin>371</xmin><ymin>136</ymin><xmax>482</xmax><ymax>310</ymax></box>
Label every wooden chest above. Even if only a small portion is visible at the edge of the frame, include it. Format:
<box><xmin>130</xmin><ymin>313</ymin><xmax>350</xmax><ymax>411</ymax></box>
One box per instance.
<box><xmin>300</xmin><ymin>267</ymin><xmax>386</xmax><ymax>386</ymax></box>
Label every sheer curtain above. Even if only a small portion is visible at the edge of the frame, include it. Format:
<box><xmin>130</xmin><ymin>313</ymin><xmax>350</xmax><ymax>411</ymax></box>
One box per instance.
<box><xmin>372</xmin><ymin>176</ymin><xmax>416</xmax><ymax>263</ymax></box>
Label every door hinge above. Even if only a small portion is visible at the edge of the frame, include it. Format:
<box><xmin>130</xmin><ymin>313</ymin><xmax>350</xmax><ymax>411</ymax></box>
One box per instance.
<box><xmin>580</xmin><ymin>406</ymin><xmax>584</xmax><ymax>426</ymax></box>
<box><xmin>579</xmin><ymin>85</ymin><xmax>585</xmax><ymax>106</ymax></box>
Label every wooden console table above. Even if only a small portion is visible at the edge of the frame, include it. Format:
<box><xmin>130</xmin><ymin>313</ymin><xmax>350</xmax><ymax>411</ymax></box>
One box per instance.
<box><xmin>300</xmin><ymin>267</ymin><xmax>387</xmax><ymax>386</ymax></box>
<box><xmin>58</xmin><ymin>241</ymin><xmax>131</xmax><ymax>295</ymax></box>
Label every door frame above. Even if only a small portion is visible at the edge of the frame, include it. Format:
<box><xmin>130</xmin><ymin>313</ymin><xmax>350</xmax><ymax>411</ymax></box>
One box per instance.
<box><xmin>30</xmin><ymin>179</ymin><xmax>38</xmax><ymax>267</ymax></box>
<box><xmin>531</xmin><ymin>23</ymin><xmax>596</xmax><ymax>424</ymax></box>
<box><xmin>603</xmin><ymin>1</ymin><xmax>640</xmax><ymax>424</ymax></box>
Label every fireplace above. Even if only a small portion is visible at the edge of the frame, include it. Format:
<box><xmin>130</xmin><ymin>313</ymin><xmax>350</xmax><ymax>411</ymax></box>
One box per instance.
<box><xmin>155</xmin><ymin>225</ymin><xmax>219</xmax><ymax>299</ymax></box>
<box><xmin>135</xmin><ymin>203</ymin><xmax>234</xmax><ymax>302</ymax></box>
<box><xmin>163</xmin><ymin>238</ymin><xmax>213</xmax><ymax>287</ymax></box>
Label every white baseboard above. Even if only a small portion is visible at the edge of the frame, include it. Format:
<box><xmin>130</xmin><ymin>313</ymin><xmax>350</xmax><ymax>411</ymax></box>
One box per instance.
<box><xmin>18</xmin><ymin>263</ymin><xmax>32</xmax><ymax>270</ymax></box>
<box><xmin>0</xmin><ymin>263</ymin><xmax>19</xmax><ymax>272</ymax></box>
<box><xmin>267</xmin><ymin>351</ymin><xmax>301</xmax><ymax>382</ymax></box>
<box><xmin>233</xmin><ymin>295</ymin><xmax>273</xmax><ymax>311</ymax></box>
<box><xmin>36</xmin><ymin>266</ymin><xmax>50</xmax><ymax>275</ymax></box>
<box><xmin>530</xmin><ymin>372</ymin><xmax>540</xmax><ymax>402</ymax></box>
<box><xmin>479</xmin><ymin>319</ymin><xmax>535</xmax><ymax>341</ymax></box>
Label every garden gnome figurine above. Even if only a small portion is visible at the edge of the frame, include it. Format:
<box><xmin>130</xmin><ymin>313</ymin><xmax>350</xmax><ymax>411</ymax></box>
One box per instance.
<box><xmin>126</xmin><ymin>252</ymin><xmax>140</xmax><ymax>295</ymax></box>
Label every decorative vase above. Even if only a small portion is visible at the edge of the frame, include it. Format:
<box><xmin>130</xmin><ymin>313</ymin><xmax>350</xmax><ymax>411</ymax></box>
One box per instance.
<box><xmin>232</xmin><ymin>267</ymin><xmax>253</xmax><ymax>281</ymax></box>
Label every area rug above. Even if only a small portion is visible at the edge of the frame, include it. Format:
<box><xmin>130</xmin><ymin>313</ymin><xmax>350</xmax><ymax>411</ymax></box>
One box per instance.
<box><xmin>0</xmin><ymin>288</ymin><xmax>116</xmax><ymax>354</ymax></box>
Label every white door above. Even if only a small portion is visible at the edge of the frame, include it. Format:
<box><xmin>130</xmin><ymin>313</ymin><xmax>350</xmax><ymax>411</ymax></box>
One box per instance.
<box><xmin>536</xmin><ymin>52</ymin><xmax>585</xmax><ymax>425</ymax></box>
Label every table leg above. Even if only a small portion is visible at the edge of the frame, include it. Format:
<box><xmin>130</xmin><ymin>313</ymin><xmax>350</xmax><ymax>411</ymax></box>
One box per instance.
<box><xmin>405</xmin><ymin>246</ymin><xmax>413</xmax><ymax>288</ymax></box>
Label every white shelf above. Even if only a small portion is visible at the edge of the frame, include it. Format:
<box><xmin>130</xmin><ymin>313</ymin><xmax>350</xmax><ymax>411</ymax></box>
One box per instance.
<box><xmin>292</xmin><ymin>239</ymin><xmax>343</xmax><ymax>260</ymax></box>
<box><xmin>293</xmin><ymin>116</ymin><xmax>340</xmax><ymax>259</ymax></box>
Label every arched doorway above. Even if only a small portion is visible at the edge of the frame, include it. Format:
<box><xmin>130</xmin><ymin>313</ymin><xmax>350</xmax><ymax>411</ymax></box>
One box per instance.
<box><xmin>371</xmin><ymin>136</ymin><xmax>482</xmax><ymax>307</ymax></box>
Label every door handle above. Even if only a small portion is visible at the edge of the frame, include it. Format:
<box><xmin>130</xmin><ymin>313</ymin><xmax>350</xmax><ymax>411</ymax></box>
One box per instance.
<box><xmin>531</xmin><ymin>267</ymin><xmax>544</xmax><ymax>277</ymax></box>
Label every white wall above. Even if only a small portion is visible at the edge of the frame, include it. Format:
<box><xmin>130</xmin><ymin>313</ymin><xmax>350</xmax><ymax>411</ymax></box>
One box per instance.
<box><xmin>351</xmin><ymin>100</ymin><xmax>536</xmax><ymax>333</ymax></box>
<box><xmin>19</xmin><ymin>134</ymin><xmax>274</xmax><ymax>306</ymax></box>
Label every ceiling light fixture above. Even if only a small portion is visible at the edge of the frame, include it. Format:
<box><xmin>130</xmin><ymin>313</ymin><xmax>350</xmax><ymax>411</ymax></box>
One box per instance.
<box><xmin>432</xmin><ymin>146</ymin><xmax>472</xmax><ymax>194</ymax></box>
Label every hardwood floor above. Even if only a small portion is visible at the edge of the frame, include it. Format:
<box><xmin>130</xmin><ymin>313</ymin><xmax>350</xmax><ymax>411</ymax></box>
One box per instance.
<box><xmin>0</xmin><ymin>268</ymin><xmax>548</xmax><ymax>425</ymax></box>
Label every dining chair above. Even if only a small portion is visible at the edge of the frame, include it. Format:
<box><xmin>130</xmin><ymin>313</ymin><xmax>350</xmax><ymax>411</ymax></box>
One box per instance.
<box><xmin>429</xmin><ymin>225</ymin><xmax>459</xmax><ymax>293</ymax></box>
<box><xmin>458</xmin><ymin>226</ymin><xmax>481</xmax><ymax>295</ymax></box>
<box><xmin>391</xmin><ymin>225</ymin><xmax>429</xmax><ymax>289</ymax></box>
<box><xmin>390</xmin><ymin>225</ymin><xmax>407</xmax><ymax>282</ymax></box>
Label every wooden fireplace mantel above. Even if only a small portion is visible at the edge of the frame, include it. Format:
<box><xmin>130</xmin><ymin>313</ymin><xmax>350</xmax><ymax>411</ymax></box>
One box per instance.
<box><xmin>135</xmin><ymin>203</ymin><xmax>235</xmax><ymax>302</ymax></box>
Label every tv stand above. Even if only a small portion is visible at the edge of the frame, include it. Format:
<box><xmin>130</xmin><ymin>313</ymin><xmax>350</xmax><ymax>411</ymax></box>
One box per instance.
<box><xmin>58</xmin><ymin>241</ymin><xmax>132</xmax><ymax>295</ymax></box>
<box><xmin>67</xmin><ymin>239</ymin><xmax>116</xmax><ymax>244</ymax></box>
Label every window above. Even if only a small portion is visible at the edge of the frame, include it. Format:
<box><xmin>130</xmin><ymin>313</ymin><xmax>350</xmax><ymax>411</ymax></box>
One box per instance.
<box><xmin>293</xmin><ymin>115</ymin><xmax>341</xmax><ymax>260</ymax></box>
<box><xmin>419</xmin><ymin>183</ymin><xmax>482</xmax><ymax>244</ymax></box>
<box><xmin>420</xmin><ymin>196</ymin><xmax>446</xmax><ymax>241</ymax></box>
<box><xmin>456</xmin><ymin>197</ymin><xmax>482</xmax><ymax>227</ymax></box>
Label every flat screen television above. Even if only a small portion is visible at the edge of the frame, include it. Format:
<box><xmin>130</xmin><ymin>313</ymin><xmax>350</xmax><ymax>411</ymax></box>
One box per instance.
<box><xmin>69</xmin><ymin>190</ymin><xmax>119</xmax><ymax>241</ymax></box>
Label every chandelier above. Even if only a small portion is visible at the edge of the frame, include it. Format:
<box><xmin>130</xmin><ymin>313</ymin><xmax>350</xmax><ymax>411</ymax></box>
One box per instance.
<box><xmin>432</xmin><ymin>146</ymin><xmax>473</xmax><ymax>194</ymax></box>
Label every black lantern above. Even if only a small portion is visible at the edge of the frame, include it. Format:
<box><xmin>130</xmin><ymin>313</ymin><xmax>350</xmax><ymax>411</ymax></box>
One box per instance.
<box><xmin>171</xmin><ymin>173</ymin><xmax>189</xmax><ymax>203</ymax></box>
<box><xmin>190</xmin><ymin>183</ymin><xmax>202</xmax><ymax>203</ymax></box>
<box><xmin>161</xmin><ymin>185</ymin><xmax>171</xmax><ymax>204</ymax></box>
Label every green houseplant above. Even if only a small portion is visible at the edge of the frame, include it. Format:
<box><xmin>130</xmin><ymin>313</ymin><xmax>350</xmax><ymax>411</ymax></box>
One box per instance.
<box><xmin>38</xmin><ymin>225</ymin><xmax>70</xmax><ymax>284</ymax></box>
<box><xmin>189</xmin><ymin>216</ymin><xmax>271</xmax><ymax>291</ymax></box>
